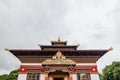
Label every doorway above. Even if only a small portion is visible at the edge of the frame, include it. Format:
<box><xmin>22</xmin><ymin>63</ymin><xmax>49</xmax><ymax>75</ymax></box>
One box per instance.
<box><xmin>53</xmin><ymin>78</ymin><xmax>64</xmax><ymax>80</ymax></box>
<box><xmin>49</xmin><ymin>70</ymin><xmax>69</xmax><ymax>80</ymax></box>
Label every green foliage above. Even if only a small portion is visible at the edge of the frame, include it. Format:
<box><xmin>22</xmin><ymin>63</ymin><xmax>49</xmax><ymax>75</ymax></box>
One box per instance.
<box><xmin>0</xmin><ymin>74</ymin><xmax>9</xmax><ymax>80</ymax></box>
<box><xmin>0</xmin><ymin>69</ymin><xmax>18</xmax><ymax>80</ymax></box>
<box><xmin>101</xmin><ymin>62</ymin><xmax>120</xmax><ymax>80</ymax></box>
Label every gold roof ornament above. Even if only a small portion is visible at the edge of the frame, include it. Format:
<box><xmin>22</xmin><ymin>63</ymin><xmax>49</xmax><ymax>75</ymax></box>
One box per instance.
<box><xmin>52</xmin><ymin>51</ymin><xmax>66</xmax><ymax>60</ymax></box>
<box><xmin>50</xmin><ymin>38</ymin><xmax>68</xmax><ymax>46</ymax></box>
<box><xmin>5</xmin><ymin>48</ymin><xmax>10</xmax><ymax>51</ymax></box>
<box><xmin>108</xmin><ymin>47</ymin><xmax>113</xmax><ymax>51</ymax></box>
<box><xmin>42</xmin><ymin>51</ymin><xmax>76</xmax><ymax>65</ymax></box>
<box><xmin>51</xmin><ymin>38</ymin><xmax>67</xmax><ymax>43</ymax></box>
<box><xmin>52</xmin><ymin>51</ymin><xmax>66</xmax><ymax>59</ymax></box>
<box><xmin>56</xmin><ymin>51</ymin><xmax>63</xmax><ymax>59</ymax></box>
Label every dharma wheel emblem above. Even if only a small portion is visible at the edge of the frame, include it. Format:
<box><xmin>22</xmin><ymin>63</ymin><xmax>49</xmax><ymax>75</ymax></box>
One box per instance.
<box><xmin>55</xmin><ymin>59</ymin><xmax>61</xmax><ymax>64</ymax></box>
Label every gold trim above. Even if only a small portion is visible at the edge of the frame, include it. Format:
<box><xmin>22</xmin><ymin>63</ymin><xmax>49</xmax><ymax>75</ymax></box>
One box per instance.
<box><xmin>42</xmin><ymin>51</ymin><xmax>76</xmax><ymax>65</ymax></box>
<box><xmin>108</xmin><ymin>47</ymin><xmax>113</xmax><ymax>51</ymax></box>
<box><xmin>5</xmin><ymin>48</ymin><xmax>10</xmax><ymax>51</ymax></box>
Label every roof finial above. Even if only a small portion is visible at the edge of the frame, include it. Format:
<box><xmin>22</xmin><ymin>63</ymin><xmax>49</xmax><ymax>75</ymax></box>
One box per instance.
<box><xmin>58</xmin><ymin>37</ymin><xmax>60</xmax><ymax>41</ymax></box>
<box><xmin>5</xmin><ymin>48</ymin><xmax>10</xmax><ymax>51</ymax></box>
<box><xmin>108</xmin><ymin>47</ymin><xmax>113</xmax><ymax>51</ymax></box>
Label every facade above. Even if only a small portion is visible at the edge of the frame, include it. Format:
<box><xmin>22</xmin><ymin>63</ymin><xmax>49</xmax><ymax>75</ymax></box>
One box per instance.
<box><xmin>6</xmin><ymin>39</ymin><xmax>112</xmax><ymax>80</ymax></box>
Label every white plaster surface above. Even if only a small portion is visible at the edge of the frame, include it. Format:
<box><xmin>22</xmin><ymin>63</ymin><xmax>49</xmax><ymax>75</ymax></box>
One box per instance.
<box><xmin>90</xmin><ymin>74</ymin><xmax>100</xmax><ymax>80</ymax></box>
<box><xmin>17</xmin><ymin>74</ymin><xmax>27</xmax><ymax>80</ymax></box>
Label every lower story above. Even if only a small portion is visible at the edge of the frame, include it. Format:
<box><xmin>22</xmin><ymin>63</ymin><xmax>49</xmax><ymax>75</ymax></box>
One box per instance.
<box><xmin>18</xmin><ymin>63</ymin><xmax>100</xmax><ymax>80</ymax></box>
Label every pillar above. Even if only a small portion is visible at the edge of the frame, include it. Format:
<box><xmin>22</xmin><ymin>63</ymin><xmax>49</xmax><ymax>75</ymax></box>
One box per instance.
<box><xmin>90</xmin><ymin>74</ymin><xmax>100</xmax><ymax>80</ymax></box>
<box><xmin>64</xmin><ymin>76</ymin><xmax>68</xmax><ymax>80</ymax></box>
<box><xmin>17</xmin><ymin>74</ymin><xmax>27</xmax><ymax>80</ymax></box>
<box><xmin>72</xmin><ymin>74</ymin><xmax>77</xmax><ymax>80</ymax></box>
<box><xmin>77</xmin><ymin>73</ymin><xmax>80</xmax><ymax>80</ymax></box>
<box><xmin>49</xmin><ymin>76</ymin><xmax>53</xmax><ymax>80</ymax></box>
<box><xmin>69</xmin><ymin>74</ymin><xmax>73</xmax><ymax>80</ymax></box>
<box><xmin>45</xmin><ymin>73</ymin><xmax>48</xmax><ymax>80</ymax></box>
<box><xmin>39</xmin><ymin>74</ymin><xmax>45</xmax><ymax>80</ymax></box>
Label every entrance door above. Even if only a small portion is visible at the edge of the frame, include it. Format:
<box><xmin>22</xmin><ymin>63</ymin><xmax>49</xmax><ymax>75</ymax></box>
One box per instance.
<box><xmin>54</xmin><ymin>78</ymin><xmax>64</xmax><ymax>80</ymax></box>
<box><xmin>49</xmin><ymin>70</ymin><xmax>69</xmax><ymax>80</ymax></box>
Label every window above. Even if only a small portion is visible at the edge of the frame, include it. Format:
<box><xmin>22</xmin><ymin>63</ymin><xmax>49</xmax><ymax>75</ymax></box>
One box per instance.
<box><xmin>27</xmin><ymin>73</ymin><xmax>39</xmax><ymax>80</ymax></box>
<box><xmin>80</xmin><ymin>73</ymin><xmax>90</xmax><ymax>80</ymax></box>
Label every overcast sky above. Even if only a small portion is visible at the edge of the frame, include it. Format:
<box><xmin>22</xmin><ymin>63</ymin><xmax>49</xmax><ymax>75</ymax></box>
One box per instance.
<box><xmin>0</xmin><ymin>0</ymin><xmax>120</xmax><ymax>74</ymax></box>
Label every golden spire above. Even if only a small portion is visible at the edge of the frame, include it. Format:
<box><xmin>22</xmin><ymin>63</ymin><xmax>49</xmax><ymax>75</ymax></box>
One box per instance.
<box><xmin>58</xmin><ymin>37</ymin><xmax>60</xmax><ymax>41</ymax></box>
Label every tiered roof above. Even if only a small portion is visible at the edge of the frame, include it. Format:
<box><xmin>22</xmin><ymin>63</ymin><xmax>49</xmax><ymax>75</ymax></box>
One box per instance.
<box><xmin>5</xmin><ymin>38</ymin><xmax>112</xmax><ymax>59</ymax></box>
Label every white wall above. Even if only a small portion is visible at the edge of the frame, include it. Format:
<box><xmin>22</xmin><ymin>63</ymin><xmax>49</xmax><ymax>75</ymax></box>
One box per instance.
<box><xmin>76</xmin><ymin>63</ymin><xmax>96</xmax><ymax>66</ymax></box>
<box><xmin>18</xmin><ymin>74</ymin><xmax>27</xmax><ymax>80</ymax></box>
<box><xmin>90</xmin><ymin>74</ymin><xmax>100</xmax><ymax>80</ymax></box>
<box><xmin>21</xmin><ymin>63</ymin><xmax>42</xmax><ymax>66</ymax></box>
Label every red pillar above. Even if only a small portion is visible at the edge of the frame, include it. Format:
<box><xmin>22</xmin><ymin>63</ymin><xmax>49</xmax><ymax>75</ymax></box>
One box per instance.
<box><xmin>45</xmin><ymin>73</ymin><xmax>48</xmax><ymax>80</ymax></box>
<box><xmin>69</xmin><ymin>74</ymin><xmax>73</xmax><ymax>80</ymax></box>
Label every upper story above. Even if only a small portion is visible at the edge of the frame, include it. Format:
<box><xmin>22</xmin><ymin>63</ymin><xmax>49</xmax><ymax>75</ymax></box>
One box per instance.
<box><xmin>39</xmin><ymin>38</ymin><xmax>79</xmax><ymax>50</ymax></box>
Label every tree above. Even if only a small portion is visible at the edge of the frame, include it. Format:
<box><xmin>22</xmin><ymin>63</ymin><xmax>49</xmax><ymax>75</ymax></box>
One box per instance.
<box><xmin>0</xmin><ymin>69</ymin><xmax>18</xmax><ymax>80</ymax></box>
<box><xmin>101</xmin><ymin>62</ymin><xmax>120</xmax><ymax>80</ymax></box>
<box><xmin>0</xmin><ymin>74</ymin><xmax>9</xmax><ymax>80</ymax></box>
